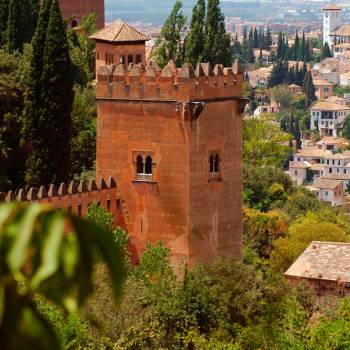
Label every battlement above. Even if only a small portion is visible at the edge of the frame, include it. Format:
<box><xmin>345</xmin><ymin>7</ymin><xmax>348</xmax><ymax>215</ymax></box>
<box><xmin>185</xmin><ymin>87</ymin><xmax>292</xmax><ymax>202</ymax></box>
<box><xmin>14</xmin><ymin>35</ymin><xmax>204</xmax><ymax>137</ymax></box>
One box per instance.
<box><xmin>0</xmin><ymin>177</ymin><xmax>126</xmax><ymax>229</ymax></box>
<box><xmin>96</xmin><ymin>60</ymin><xmax>244</xmax><ymax>102</ymax></box>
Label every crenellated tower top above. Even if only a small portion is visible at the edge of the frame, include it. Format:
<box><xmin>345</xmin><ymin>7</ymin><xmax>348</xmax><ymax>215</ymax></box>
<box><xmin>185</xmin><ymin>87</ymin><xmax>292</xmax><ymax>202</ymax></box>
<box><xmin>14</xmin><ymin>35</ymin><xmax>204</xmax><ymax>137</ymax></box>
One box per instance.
<box><xmin>96</xmin><ymin>60</ymin><xmax>244</xmax><ymax>104</ymax></box>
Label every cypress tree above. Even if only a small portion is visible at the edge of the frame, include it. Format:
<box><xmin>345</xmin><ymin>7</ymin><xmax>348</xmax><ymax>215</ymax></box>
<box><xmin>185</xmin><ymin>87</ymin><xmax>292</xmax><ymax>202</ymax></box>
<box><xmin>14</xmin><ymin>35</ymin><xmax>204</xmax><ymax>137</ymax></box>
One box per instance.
<box><xmin>302</xmin><ymin>71</ymin><xmax>317</xmax><ymax>106</ymax></box>
<box><xmin>265</xmin><ymin>28</ymin><xmax>272</xmax><ymax>49</ymax></box>
<box><xmin>293</xmin><ymin>32</ymin><xmax>299</xmax><ymax>60</ymax></box>
<box><xmin>6</xmin><ymin>0</ymin><xmax>21</xmax><ymax>53</ymax></box>
<box><xmin>203</xmin><ymin>0</ymin><xmax>232</xmax><ymax>66</ymax></box>
<box><xmin>299</xmin><ymin>31</ymin><xmax>306</xmax><ymax>61</ymax></box>
<box><xmin>253</xmin><ymin>27</ymin><xmax>259</xmax><ymax>48</ymax></box>
<box><xmin>322</xmin><ymin>42</ymin><xmax>332</xmax><ymax>59</ymax></box>
<box><xmin>0</xmin><ymin>0</ymin><xmax>9</xmax><ymax>45</ymax></box>
<box><xmin>248</xmin><ymin>27</ymin><xmax>253</xmax><ymax>42</ymax></box>
<box><xmin>243</xmin><ymin>27</ymin><xmax>247</xmax><ymax>41</ymax></box>
<box><xmin>6</xmin><ymin>0</ymin><xmax>38</xmax><ymax>52</ymax></box>
<box><xmin>24</xmin><ymin>0</ymin><xmax>74</xmax><ymax>186</ymax></box>
<box><xmin>185</xmin><ymin>0</ymin><xmax>206</xmax><ymax>66</ymax></box>
<box><xmin>277</xmin><ymin>32</ymin><xmax>283</xmax><ymax>59</ymax></box>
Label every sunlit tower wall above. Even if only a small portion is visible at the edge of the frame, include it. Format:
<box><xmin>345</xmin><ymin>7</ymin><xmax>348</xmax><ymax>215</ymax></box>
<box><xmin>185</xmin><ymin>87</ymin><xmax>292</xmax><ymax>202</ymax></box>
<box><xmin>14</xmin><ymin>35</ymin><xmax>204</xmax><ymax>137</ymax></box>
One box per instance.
<box><xmin>323</xmin><ymin>4</ymin><xmax>342</xmax><ymax>48</ymax></box>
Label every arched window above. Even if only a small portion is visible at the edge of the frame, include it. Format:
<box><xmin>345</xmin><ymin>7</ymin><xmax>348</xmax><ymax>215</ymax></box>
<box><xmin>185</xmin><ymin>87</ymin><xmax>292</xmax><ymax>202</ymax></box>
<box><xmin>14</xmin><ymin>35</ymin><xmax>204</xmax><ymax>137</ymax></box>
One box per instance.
<box><xmin>71</xmin><ymin>19</ymin><xmax>78</xmax><ymax>28</ymax></box>
<box><xmin>145</xmin><ymin>156</ymin><xmax>153</xmax><ymax>174</ymax></box>
<box><xmin>120</xmin><ymin>55</ymin><xmax>125</xmax><ymax>64</ymax></box>
<box><xmin>128</xmin><ymin>55</ymin><xmax>133</xmax><ymax>64</ymax></box>
<box><xmin>136</xmin><ymin>155</ymin><xmax>143</xmax><ymax>174</ymax></box>
<box><xmin>135</xmin><ymin>54</ymin><xmax>141</xmax><ymax>64</ymax></box>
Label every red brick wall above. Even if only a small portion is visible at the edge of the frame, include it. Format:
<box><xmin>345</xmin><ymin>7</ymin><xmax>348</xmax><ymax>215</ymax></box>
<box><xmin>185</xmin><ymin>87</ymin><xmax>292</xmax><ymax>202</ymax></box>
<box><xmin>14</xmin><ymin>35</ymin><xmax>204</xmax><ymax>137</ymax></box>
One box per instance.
<box><xmin>286</xmin><ymin>275</ymin><xmax>350</xmax><ymax>298</ymax></box>
<box><xmin>188</xmin><ymin>100</ymin><xmax>243</xmax><ymax>265</ymax></box>
<box><xmin>59</xmin><ymin>0</ymin><xmax>105</xmax><ymax>28</ymax></box>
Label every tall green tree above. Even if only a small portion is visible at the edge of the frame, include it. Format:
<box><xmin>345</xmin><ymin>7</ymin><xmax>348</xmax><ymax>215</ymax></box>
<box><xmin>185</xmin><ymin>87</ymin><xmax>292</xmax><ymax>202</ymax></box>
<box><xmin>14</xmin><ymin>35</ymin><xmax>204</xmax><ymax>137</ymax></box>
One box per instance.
<box><xmin>302</xmin><ymin>71</ymin><xmax>316</xmax><ymax>106</ymax></box>
<box><xmin>203</xmin><ymin>0</ymin><xmax>232</xmax><ymax>66</ymax></box>
<box><xmin>24</xmin><ymin>0</ymin><xmax>74</xmax><ymax>186</ymax></box>
<box><xmin>322</xmin><ymin>42</ymin><xmax>332</xmax><ymax>59</ymax></box>
<box><xmin>22</xmin><ymin>0</ymin><xmax>52</xmax><ymax>186</ymax></box>
<box><xmin>0</xmin><ymin>0</ymin><xmax>9</xmax><ymax>45</ymax></box>
<box><xmin>153</xmin><ymin>0</ymin><xmax>186</xmax><ymax>67</ymax></box>
<box><xmin>6</xmin><ymin>0</ymin><xmax>38</xmax><ymax>52</ymax></box>
<box><xmin>185</xmin><ymin>0</ymin><xmax>205</xmax><ymax>66</ymax></box>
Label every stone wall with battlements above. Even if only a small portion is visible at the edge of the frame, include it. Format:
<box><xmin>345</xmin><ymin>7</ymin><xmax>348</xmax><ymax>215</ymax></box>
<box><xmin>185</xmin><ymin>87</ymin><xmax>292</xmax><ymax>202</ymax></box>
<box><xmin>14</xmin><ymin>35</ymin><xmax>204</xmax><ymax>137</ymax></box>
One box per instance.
<box><xmin>96</xmin><ymin>60</ymin><xmax>244</xmax><ymax>103</ymax></box>
<box><xmin>0</xmin><ymin>177</ymin><xmax>126</xmax><ymax>233</ymax></box>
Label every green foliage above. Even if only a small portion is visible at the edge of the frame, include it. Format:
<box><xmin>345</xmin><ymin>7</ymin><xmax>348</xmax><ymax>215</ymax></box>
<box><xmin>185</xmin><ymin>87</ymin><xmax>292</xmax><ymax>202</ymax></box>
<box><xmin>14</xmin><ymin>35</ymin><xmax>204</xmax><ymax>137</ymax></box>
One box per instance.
<box><xmin>270</xmin><ymin>216</ymin><xmax>349</xmax><ymax>272</ymax></box>
<box><xmin>154</xmin><ymin>0</ymin><xmax>232</xmax><ymax>67</ymax></box>
<box><xmin>68</xmin><ymin>13</ymin><xmax>97</xmax><ymax>84</ymax></box>
<box><xmin>271</xmin><ymin>86</ymin><xmax>293</xmax><ymax>109</ymax></box>
<box><xmin>153</xmin><ymin>0</ymin><xmax>186</xmax><ymax>67</ymax></box>
<box><xmin>0</xmin><ymin>0</ymin><xmax>9</xmax><ymax>45</ymax></box>
<box><xmin>24</xmin><ymin>0</ymin><xmax>74</xmax><ymax>186</ymax></box>
<box><xmin>342</xmin><ymin>115</ymin><xmax>350</xmax><ymax>140</ymax></box>
<box><xmin>243</xmin><ymin>116</ymin><xmax>292</xmax><ymax>169</ymax></box>
<box><xmin>185</xmin><ymin>0</ymin><xmax>205</xmax><ymax>66</ymax></box>
<box><xmin>322</xmin><ymin>42</ymin><xmax>332</xmax><ymax>59</ymax></box>
<box><xmin>87</xmin><ymin>203</ymin><xmax>129</xmax><ymax>250</ymax></box>
<box><xmin>0</xmin><ymin>202</ymin><xmax>125</xmax><ymax>350</ymax></box>
<box><xmin>202</xmin><ymin>0</ymin><xmax>232</xmax><ymax>66</ymax></box>
<box><xmin>70</xmin><ymin>85</ymin><xmax>96</xmax><ymax>178</ymax></box>
<box><xmin>0</xmin><ymin>49</ymin><xmax>28</xmax><ymax>189</ymax></box>
<box><xmin>5</xmin><ymin>0</ymin><xmax>38</xmax><ymax>53</ymax></box>
<box><xmin>243</xmin><ymin>165</ymin><xmax>293</xmax><ymax>211</ymax></box>
<box><xmin>302</xmin><ymin>70</ymin><xmax>317</xmax><ymax>106</ymax></box>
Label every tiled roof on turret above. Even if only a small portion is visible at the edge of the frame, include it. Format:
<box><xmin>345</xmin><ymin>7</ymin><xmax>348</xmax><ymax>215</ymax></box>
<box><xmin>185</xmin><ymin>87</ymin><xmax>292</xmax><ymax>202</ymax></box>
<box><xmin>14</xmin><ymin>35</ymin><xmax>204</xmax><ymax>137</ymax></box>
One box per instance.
<box><xmin>323</xmin><ymin>4</ymin><xmax>342</xmax><ymax>11</ymax></box>
<box><xmin>90</xmin><ymin>20</ymin><xmax>150</xmax><ymax>43</ymax></box>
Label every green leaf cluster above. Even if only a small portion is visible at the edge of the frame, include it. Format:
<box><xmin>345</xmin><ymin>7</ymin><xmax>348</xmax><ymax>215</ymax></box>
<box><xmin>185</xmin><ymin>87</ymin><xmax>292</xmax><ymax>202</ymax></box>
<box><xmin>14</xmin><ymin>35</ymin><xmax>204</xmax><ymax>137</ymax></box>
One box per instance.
<box><xmin>0</xmin><ymin>202</ymin><xmax>125</xmax><ymax>350</ymax></box>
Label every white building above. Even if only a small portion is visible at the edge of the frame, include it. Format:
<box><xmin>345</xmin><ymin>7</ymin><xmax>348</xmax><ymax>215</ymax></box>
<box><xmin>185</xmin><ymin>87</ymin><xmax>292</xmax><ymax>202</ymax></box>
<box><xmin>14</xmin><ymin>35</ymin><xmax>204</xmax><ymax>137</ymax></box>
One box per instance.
<box><xmin>311</xmin><ymin>178</ymin><xmax>344</xmax><ymax>206</ymax></box>
<box><xmin>310</xmin><ymin>101</ymin><xmax>350</xmax><ymax>137</ymax></box>
<box><xmin>323</xmin><ymin>4</ymin><xmax>342</xmax><ymax>48</ymax></box>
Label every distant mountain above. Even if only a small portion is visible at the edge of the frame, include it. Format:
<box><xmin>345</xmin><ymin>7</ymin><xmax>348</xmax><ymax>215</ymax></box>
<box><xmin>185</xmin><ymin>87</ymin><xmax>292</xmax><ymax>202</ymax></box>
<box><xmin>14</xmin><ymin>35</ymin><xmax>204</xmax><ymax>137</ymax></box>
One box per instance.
<box><xmin>105</xmin><ymin>0</ymin><xmax>322</xmax><ymax>25</ymax></box>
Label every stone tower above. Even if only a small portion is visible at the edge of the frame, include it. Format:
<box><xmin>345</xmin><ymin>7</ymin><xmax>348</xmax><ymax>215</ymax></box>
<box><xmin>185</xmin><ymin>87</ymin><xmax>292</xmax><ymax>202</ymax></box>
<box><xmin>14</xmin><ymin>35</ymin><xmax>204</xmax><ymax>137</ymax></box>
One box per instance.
<box><xmin>59</xmin><ymin>0</ymin><xmax>105</xmax><ymax>28</ymax></box>
<box><xmin>92</xmin><ymin>23</ymin><xmax>247</xmax><ymax>267</ymax></box>
<box><xmin>323</xmin><ymin>4</ymin><xmax>342</xmax><ymax>48</ymax></box>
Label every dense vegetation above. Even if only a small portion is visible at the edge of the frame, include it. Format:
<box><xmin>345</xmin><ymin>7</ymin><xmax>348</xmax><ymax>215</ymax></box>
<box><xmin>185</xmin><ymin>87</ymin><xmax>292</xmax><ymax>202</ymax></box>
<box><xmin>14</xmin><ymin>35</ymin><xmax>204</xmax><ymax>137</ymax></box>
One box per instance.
<box><xmin>0</xmin><ymin>0</ymin><xmax>96</xmax><ymax>190</ymax></box>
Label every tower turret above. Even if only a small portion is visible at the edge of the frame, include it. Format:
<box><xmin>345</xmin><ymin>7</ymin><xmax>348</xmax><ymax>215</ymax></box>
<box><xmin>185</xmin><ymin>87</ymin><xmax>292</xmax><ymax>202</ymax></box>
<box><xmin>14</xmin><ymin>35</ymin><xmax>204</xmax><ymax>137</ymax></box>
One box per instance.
<box><xmin>323</xmin><ymin>4</ymin><xmax>342</xmax><ymax>48</ymax></box>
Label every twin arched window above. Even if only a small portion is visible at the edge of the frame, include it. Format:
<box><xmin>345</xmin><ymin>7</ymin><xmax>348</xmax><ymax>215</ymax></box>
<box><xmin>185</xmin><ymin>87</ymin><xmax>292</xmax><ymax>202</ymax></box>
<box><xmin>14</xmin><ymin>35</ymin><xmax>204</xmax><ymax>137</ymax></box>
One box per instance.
<box><xmin>209</xmin><ymin>154</ymin><xmax>220</xmax><ymax>174</ymax></box>
<box><xmin>136</xmin><ymin>155</ymin><xmax>153</xmax><ymax>175</ymax></box>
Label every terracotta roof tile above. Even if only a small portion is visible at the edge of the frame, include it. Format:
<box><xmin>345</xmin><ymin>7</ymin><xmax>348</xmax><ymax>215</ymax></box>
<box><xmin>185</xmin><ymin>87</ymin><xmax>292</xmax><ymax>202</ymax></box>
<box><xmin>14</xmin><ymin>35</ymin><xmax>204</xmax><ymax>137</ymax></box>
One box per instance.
<box><xmin>90</xmin><ymin>20</ymin><xmax>150</xmax><ymax>42</ymax></box>
<box><xmin>285</xmin><ymin>241</ymin><xmax>350</xmax><ymax>282</ymax></box>
<box><xmin>310</xmin><ymin>101</ymin><xmax>350</xmax><ymax>111</ymax></box>
<box><xmin>313</xmin><ymin>178</ymin><xmax>343</xmax><ymax>190</ymax></box>
<box><xmin>331</xmin><ymin>24</ymin><xmax>350</xmax><ymax>37</ymax></box>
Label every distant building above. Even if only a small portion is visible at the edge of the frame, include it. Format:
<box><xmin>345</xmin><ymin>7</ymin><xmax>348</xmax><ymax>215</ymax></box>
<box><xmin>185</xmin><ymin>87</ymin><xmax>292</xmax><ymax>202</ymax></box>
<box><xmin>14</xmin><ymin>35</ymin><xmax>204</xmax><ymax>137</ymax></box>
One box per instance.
<box><xmin>285</xmin><ymin>241</ymin><xmax>350</xmax><ymax>298</ymax></box>
<box><xmin>247</xmin><ymin>66</ymin><xmax>273</xmax><ymax>87</ymax></box>
<box><xmin>325</xmin><ymin>95</ymin><xmax>348</xmax><ymax>106</ymax></box>
<box><xmin>323</xmin><ymin>4</ymin><xmax>342</xmax><ymax>48</ymax></box>
<box><xmin>313</xmin><ymin>78</ymin><xmax>334</xmax><ymax>99</ymax></box>
<box><xmin>253</xmin><ymin>102</ymin><xmax>280</xmax><ymax>118</ymax></box>
<box><xmin>287</xmin><ymin>84</ymin><xmax>302</xmax><ymax>94</ymax></box>
<box><xmin>312</xmin><ymin>178</ymin><xmax>344</xmax><ymax>205</ymax></box>
<box><xmin>310</xmin><ymin>101</ymin><xmax>350</xmax><ymax>137</ymax></box>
